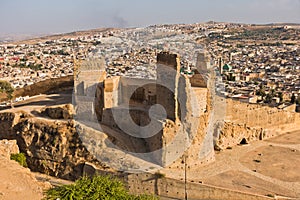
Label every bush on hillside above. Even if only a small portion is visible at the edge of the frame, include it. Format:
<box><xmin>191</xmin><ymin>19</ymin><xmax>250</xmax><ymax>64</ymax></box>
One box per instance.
<box><xmin>10</xmin><ymin>153</ymin><xmax>28</xmax><ymax>167</ymax></box>
<box><xmin>45</xmin><ymin>175</ymin><xmax>158</xmax><ymax>200</ymax></box>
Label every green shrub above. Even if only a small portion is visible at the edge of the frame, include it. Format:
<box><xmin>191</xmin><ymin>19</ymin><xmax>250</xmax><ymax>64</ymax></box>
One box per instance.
<box><xmin>10</xmin><ymin>153</ymin><xmax>27</xmax><ymax>167</ymax></box>
<box><xmin>45</xmin><ymin>175</ymin><xmax>158</xmax><ymax>200</ymax></box>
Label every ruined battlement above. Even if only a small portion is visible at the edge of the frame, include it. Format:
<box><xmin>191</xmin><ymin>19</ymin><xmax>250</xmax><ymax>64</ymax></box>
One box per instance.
<box><xmin>216</xmin><ymin>99</ymin><xmax>300</xmax><ymax>149</ymax></box>
<box><xmin>90</xmin><ymin>52</ymin><xmax>212</xmax><ymax>168</ymax></box>
<box><xmin>157</xmin><ymin>52</ymin><xmax>180</xmax><ymax>71</ymax></box>
<box><xmin>74</xmin><ymin>50</ymin><xmax>300</xmax><ymax>171</ymax></box>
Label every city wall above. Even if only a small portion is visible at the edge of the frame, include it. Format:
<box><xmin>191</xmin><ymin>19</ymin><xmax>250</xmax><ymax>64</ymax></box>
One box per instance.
<box><xmin>0</xmin><ymin>76</ymin><xmax>74</xmax><ymax>102</ymax></box>
<box><xmin>217</xmin><ymin>98</ymin><xmax>300</xmax><ymax>149</ymax></box>
<box><xmin>126</xmin><ymin>173</ymin><xmax>272</xmax><ymax>200</ymax></box>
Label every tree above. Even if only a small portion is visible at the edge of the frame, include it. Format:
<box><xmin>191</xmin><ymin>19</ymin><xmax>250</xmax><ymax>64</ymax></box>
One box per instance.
<box><xmin>256</xmin><ymin>84</ymin><xmax>267</xmax><ymax>97</ymax></box>
<box><xmin>256</xmin><ymin>88</ymin><xmax>266</xmax><ymax>97</ymax></box>
<box><xmin>264</xmin><ymin>93</ymin><xmax>273</xmax><ymax>104</ymax></box>
<box><xmin>0</xmin><ymin>80</ymin><xmax>15</xmax><ymax>108</ymax></box>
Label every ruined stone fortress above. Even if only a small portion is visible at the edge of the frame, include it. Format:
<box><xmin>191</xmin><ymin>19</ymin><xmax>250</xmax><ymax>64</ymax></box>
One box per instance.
<box><xmin>74</xmin><ymin>51</ymin><xmax>300</xmax><ymax>171</ymax></box>
<box><xmin>74</xmin><ymin>51</ymin><xmax>216</xmax><ymax>170</ymax></box>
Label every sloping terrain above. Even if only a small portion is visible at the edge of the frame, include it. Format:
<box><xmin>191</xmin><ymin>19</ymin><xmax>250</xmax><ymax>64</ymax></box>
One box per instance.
<box><xmin>0</xmin><ymin>140</ymin><xmax>50</xmax><ymax>200</ymax></box>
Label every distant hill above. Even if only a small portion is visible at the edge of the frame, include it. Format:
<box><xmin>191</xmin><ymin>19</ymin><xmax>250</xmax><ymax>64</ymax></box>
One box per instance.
<box><xmin>2</xmin><ymin>21</ymin><xmax>300</xmax><ymax>45</ymax></box>
<box><xmin>0</xmin><ymin>33</ymin><xmax>47</xmax><ymax>44</ymax></box>
<box><xmin>1</xmin><ymin>28</ymin><xmax>119</xmax><ymax>45</ymax></box>
<box><xmin>262</xmin><ymin>22</ymin><xmax>300</xmax><ymax>26</ymax></box>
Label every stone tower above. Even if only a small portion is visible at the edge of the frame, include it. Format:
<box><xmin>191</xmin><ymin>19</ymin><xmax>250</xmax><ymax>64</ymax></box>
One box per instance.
<box><xmin>156</xmin><ymin>52</ymin><xmax>181</xmax><ymax>122</ymax></box>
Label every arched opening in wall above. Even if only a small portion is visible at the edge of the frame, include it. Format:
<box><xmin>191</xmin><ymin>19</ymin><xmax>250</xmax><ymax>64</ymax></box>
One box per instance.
<box><xmin>240</xmin><ymin>138</ymin><xmax>248</xmax><ymax>145</ymax></box>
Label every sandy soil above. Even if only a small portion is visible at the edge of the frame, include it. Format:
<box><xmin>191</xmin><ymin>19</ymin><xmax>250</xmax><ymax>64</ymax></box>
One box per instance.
<box><xmin>162</xmin><ymin>130</ymin><xmax>300</xmax><ymax>199</ymax></box>
<box><xmin>0</xmin><ymin>89</ymin><xmax>72</xmax><ymax>113</ymax></box>
<box><xmin>0</xmin><ymin>156</ymin><xmax>50</xmax><ymax>200</ymax></box>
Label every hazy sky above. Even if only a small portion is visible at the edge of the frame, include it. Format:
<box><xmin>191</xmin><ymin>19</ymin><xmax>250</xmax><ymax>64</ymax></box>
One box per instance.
<box><xmin>0</xmin><ymin>0</ymin><xmax>299</xmax><ymax>35</ymax></box>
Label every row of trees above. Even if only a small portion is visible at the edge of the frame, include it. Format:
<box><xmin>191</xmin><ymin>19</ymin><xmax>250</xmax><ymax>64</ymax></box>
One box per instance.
<box><xmin>256</xmin><ymin>85</ymin><xmax>300</xmax><ymax>105</ymax></box>
<box><xmin>256</xmin><ymin>86</ymin><xmax>283</xmax><ymax>104</ymax></box>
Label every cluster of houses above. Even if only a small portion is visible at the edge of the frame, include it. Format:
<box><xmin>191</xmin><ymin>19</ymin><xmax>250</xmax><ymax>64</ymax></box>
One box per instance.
<box><xmin>0</xmin><ymin>22</ymin><xmax>299</xmax><ymax>111</ymax></box>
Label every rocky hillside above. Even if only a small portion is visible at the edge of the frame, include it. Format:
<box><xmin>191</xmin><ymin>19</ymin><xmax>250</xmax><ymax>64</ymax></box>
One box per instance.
<box><xmin>0</xmin><ymin>107</ymin><xmax>109</xmax><ymax>181</ymax></box>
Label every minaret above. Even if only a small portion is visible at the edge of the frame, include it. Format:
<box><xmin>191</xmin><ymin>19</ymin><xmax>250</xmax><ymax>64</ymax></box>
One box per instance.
<box><xmin>218</xmin><ymin>57</ymin><xmax>224</xmax><ymax>75</ymax></box>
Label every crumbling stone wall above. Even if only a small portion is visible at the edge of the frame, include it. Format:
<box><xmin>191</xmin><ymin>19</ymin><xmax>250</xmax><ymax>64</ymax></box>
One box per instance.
<box><xmin>103</xmin><ymin>76</ymin><xmax>120</xmax><ymax>109</ymax></box>
<box><xmin>41</xmin><ymin>104</ymin><xmax>74</xmax><ymax>120</ymax></box>
<box><xmin>190</xmin><ymin>74</ymin><xmax>207</xmax><ymax>88</ymax></box>
<box><xmin>126</xmin><ymin>173</ymin><xmax>271</xmax><ymax>200</ymax></box>
<box><xmin>120</xmin><ymin>77</ymin><xmax>157</xmax><ymax>106</ymax></box>
<box><xmin>19</xmin><ymin>76</ymin><xmax>73</xmax><ymax>98</ymax></box>
<box><xmin>217</xmin><ymin>99</ymin><xmax>300</xmax><ymax>149</ymax></box>
<box><xmin>94</xmin><ymin>52</ymin><xmax>214</xmax><ymax>169</ymax></box>
<box><xmin>0</xmin><ymin>76</ymin><xmax>74</xmax><ymax>102</ymax></box>
<box><xmin>156</xmin><ymin>52</ymin><xmax>181</xmax><ymax>121</ymax></box>
<box><xmin>226</xmin><ymin>99</ymin><xmax>299</xmax><ymax>128</ymax></box>
<box><xmin>167</xmin><ymin>84</ymin><xmax>213</xmax><ymax>169</ymax></box>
